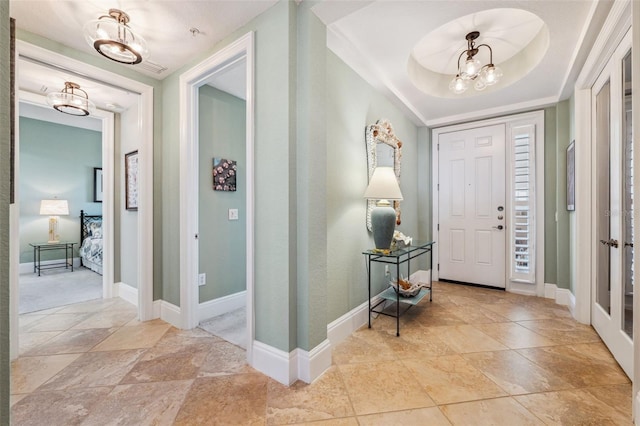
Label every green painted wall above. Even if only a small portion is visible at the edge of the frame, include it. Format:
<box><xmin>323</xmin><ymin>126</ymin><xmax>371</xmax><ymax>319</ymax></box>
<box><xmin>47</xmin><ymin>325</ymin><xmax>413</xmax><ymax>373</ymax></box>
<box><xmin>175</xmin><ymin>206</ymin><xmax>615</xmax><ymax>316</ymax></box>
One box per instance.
<box><xmin>544</xmin><ymin>107</ymin><xmax>558</xmax><ymax>285</ymax></box>
<box><xmin>295</xmin><ymin>0</ymin><xmax>328</xmax><ymax>351</ymax></box>
<box><xmin>0</xmin><ymin>6</ymin><xmax>11</xmax><ymax>422</ymax></box>
<box><xmin>417</xmin><ymin>127</ymin><xmax>432</xmax><ymax>248</ymax></box>
<box><xmin>198</xmin><ymin>86</ymin><xmax>246</xmax><ymax>302</ymax></box>
<box><xmin>161</xmin><ymin>1</ymin><xmax>296</xmax><ymax>351</ymax></box>
<box><xmin>555</xmin><ymin>100</ymin><xmax>572</xmax><ymax>290</ymax></box>
<box><xmin>326</xmin><ymin>50</ymin><xmax>419</xmax><ymax>324</ymax></box>
<box><xmin>18</xmin><ymin>117</ymin><xmax>101</xmax><ymax>263</ymax></box>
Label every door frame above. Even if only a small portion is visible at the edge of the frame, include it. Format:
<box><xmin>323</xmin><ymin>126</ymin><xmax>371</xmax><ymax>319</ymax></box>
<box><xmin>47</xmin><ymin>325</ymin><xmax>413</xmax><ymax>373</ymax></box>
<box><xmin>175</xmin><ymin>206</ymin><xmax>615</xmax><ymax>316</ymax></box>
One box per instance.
<box><xmin>10</xmin><ymin>41</ymin><xmax>155</xmax><ymax>359</ymax></box>
<box><xmin>179</xmin><ymin>32</ymin><xmax>255</xmax><ymax>363</ymax></box>
<box><xmin>432</xmin><ymin>111</ymin><xmax>545</xmax><ymax>297</ymax></box>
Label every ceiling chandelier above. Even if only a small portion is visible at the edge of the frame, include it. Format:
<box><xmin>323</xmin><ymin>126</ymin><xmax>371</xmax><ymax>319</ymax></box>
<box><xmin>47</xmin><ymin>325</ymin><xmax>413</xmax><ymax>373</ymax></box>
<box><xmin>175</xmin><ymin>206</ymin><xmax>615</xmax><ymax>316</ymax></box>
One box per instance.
<box><xmin>46</xmin><ymin>82</ymin><xmax>96</xmax><ymax>116</ymax></box>
<box><xmin>83</xmin><ymin>9</ymin><xmax>149</xmax><ymax>65</ymax></box>
<box><xmin>449</xmin><ymin>31</ymin><xmax>503</xmax><ymax>94</ymax></box>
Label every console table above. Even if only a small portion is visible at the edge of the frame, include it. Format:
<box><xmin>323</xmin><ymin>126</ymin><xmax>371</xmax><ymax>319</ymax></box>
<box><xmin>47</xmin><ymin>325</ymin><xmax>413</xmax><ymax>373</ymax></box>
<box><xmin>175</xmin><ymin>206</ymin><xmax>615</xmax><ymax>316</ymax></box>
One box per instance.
<box><xmin>30</xmin><ymin>242</ymin><xmax>77</xmax><ymax>276</ymax></box>
<box><xmin>363</xmin><ymin>241</ymin><xmax>435</xmax><ymax>336</ymax></box>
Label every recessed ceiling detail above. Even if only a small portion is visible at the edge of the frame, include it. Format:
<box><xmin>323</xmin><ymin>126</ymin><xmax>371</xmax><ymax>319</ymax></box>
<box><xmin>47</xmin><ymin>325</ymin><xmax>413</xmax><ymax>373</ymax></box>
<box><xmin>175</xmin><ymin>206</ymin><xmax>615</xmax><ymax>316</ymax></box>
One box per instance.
<box><xmin>408</xmin><ymin>8</ymin><xmax>549</xmax><ymax>99</ymax></box>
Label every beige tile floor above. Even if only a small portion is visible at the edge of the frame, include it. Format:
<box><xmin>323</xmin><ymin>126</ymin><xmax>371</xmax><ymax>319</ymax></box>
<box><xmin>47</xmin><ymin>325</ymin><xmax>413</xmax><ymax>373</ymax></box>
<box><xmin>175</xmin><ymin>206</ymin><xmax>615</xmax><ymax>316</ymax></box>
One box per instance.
<box><xmin>11</xmin><ymin>282</ymin><xmax>634</xmax><ymax>425</ymax></box>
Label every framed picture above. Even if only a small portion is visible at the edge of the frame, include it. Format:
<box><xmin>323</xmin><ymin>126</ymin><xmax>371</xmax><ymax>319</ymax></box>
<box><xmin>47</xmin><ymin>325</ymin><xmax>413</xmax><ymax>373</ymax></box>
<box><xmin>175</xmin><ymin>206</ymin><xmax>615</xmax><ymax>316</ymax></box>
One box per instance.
<box><xmin>93</xmin><ymin>167</ymin><xmax>103</xmax><ymax>202</ymax></box>
<box><xmin>567</xmin><ymin>140</ymin><xmax>575</xmax><ymax>211</ymax></box>
<box><xmin>125</xmin><ymin>150</ymin><xmax>139</xmax><ymax>211</ymax></box>
<box><xmin>212</xmin><ymin>157</ymin><xmax>237</xmax><ymax>191</ymax></box>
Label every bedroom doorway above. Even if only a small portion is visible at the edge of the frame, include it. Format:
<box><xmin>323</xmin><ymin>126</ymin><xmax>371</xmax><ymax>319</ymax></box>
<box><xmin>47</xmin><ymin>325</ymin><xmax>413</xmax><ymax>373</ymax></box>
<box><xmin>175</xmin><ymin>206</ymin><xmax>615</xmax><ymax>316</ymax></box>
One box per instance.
<box><xmin>16</xmin><ymin>96</ymin><xmax>108</xmax><ymax>315</ymax></box>
<box><xmin>179</xmin><ymin>32</ymin><xmax>255</xmax><ymax>362</ymax></box>
<box><xmin>10</xmin><ymin>41</ymin><xmax>154</xmax><ymax>359</ymax></box>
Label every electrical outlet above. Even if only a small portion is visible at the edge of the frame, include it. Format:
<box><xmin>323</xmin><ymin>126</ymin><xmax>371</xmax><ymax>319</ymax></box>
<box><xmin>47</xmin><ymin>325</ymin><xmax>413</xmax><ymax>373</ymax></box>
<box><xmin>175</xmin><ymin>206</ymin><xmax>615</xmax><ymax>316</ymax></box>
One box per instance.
<box><xmin>385</xmin><ymin>265</ymin><xmax>390</xmax><ymax>276</ymax></box>
<box><xmin>198</xmin><ymin>273</ymin><xmax>206</xmax><ymax>286</ymax></box>
<box><xmin>228</xmin><ymin>209</ymin><xmax>239</xmax><ymax>220</ymax></box>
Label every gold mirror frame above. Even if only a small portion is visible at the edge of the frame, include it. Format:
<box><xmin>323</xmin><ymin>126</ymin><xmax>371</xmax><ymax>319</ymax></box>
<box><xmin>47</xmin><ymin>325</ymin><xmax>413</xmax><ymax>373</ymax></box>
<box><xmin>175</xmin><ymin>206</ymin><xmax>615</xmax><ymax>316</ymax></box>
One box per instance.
<box><xmin>365</xmin><ymin>119</ymin><xmax>402</xmax><ymax>231</ymax></box>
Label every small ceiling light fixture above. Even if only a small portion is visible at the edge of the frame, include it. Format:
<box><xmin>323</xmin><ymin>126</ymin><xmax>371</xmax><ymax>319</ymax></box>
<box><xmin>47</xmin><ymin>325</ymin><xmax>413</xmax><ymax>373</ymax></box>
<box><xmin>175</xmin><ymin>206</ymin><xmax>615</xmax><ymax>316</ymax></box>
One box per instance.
<box><xmin>46</xmin><ymin>82</ymin><xmax>96</xmax><ymax>116</ymax></box>
<box><xmin>449</xmin><ymin>31</ymin><xmax>503</xmax><ymax>94</ymax></box>
<box><xmin>84</xmin><ymin>8</ymin><xmax>149</xmax><ymax>65</ymax></box>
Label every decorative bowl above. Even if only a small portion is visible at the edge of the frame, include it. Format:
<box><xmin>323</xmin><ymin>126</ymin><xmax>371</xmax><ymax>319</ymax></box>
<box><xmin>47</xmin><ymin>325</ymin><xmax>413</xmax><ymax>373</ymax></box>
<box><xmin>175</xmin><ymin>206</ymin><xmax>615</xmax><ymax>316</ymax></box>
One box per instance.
<box><xmin>389</xmin><ymin>277</ymin><xmax>421</xmax><ymax>297</ymax></box>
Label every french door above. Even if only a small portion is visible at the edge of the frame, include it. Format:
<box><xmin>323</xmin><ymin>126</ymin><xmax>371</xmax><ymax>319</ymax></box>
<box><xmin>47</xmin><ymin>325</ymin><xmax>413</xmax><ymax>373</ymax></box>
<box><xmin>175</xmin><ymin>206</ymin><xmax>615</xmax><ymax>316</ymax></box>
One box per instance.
<box><xmin>592</xmin><ymin>31</ymin><xmax>633</xmax><ymax>378</ymax></box>
<box><xmin>438</xmin><ymin>124</ymin><xmax>506</xmax><ymax>288</ymax></box>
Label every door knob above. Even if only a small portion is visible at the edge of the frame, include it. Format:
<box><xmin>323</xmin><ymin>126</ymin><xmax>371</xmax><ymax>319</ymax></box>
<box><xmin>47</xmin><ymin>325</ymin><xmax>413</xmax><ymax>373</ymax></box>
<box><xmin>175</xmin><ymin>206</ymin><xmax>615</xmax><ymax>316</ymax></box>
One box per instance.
<box><xmin>492</xmin><ymin>225</ymin><xmax>504</xmax><ymax>230</ymax></box>
<box><xmin>600</xmin><ymin>239</ymin><xmax>619</xmax><ymax>248</ymax></box>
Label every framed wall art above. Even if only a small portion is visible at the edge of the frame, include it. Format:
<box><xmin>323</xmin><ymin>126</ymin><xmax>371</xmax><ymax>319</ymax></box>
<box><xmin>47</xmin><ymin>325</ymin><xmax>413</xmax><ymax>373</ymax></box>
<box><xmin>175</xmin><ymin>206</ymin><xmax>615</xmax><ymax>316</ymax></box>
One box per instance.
<box><xmin>93</xmin><ymin>167</ymin><xmax>103</xmax><ymax>202</ymax></box>
<box><xmin>125</xmin><ymin>150</ymin><xmax>139</xmax><ymax>211</ymax></box>
<box><xmin>566</xmin><ymin>140</ymin><xmax>575</xmax><ymax>211</ymax></box>
<box><xmin>213</xmin><ymin>157</ymin><xmax>237</xmax><ymax>191</ymax></box>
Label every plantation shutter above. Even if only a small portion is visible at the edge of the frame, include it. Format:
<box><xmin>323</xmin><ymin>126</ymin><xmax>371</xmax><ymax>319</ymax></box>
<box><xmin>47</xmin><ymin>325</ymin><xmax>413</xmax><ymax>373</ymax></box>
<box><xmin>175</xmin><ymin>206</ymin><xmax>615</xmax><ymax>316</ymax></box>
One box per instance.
<box><xmin>511</xmin><ymin>124</ymin><xmax>536</xmax><ymax>283</ymax></box>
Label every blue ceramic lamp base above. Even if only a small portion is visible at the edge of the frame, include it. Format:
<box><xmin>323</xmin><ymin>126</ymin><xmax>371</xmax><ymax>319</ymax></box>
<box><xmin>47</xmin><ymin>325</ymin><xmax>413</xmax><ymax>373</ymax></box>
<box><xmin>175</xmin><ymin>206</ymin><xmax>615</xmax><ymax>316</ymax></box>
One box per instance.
<box><xmin>371</xmin><ymin>205</ymin><xmax>396</xmax><ymax>249</ymax></box>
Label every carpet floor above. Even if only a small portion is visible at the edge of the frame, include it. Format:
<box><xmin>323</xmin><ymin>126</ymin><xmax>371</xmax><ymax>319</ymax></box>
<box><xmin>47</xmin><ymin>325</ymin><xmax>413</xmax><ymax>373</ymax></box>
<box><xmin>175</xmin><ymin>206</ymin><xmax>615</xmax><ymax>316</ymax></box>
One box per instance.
<box><xmin>19</xmin><ymin>267</ymin><xmax>102</xmax><ymax>314</ymax></box>
<box><xmin>199</xmin><ymin>307</ymin><xmax>246</xmax><ymax>349</ymax></box>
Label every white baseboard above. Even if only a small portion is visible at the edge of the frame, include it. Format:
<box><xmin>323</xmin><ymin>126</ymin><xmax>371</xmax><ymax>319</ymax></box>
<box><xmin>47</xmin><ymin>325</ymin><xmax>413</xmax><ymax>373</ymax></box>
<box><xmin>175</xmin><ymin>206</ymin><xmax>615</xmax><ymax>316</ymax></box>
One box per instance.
<box><xmin>635</xmin><ymin>391</ymin><xmax>639</xmax><ymax>425</ymax></box>
<box><xmin>555</xmin><ymin>288</ymin><xmax>574</xmax><ymax>308</ymax></box>
<box><xmin>296</xmin><ymin>339</ymin><xmax>332</xmax><ymax>384</ymax></box>
<box><xmin>198</xmin><ymin>290</ymin><xmax>246</xmax><ymax>322</ymax></box>
<box><xmin>19</xmin><ymin>258</ymin><xmax>81</xmax><ymax>274</ymax></box>
<box><xmin>327</xmin><ymin>298</ymin><xmax>374</xmax><ymax>346</ymax></box>
<box><xmin>251</xmin><ymin>338</ymin><xmax>332</xmax><ymax>386</ymax></box>
<box><xmin>252</xmin><ymin>340</ymin><xmax>297</xmax><ymax>386</ymax></box>
<box><xmin>326</xmin><ymin>269</ymin><xmax>431</xmax><ymax>347</ymax></box>
<box><xmin>116</xmin><ymin>282</ymin><xmax>138</xmax><ymax>306</ymax></box>
<box><xmin>152</xmin><ymin>300</ymin><xmax>182</xmax><ymax>329</ymax></box>
<box><xmin>543</xmin><ymin>282</ymin><xmax>577</xmax><ymax>316</ymax></box>
<box><xmin>544</xmin><ymin>283</ymin><xmax>557</xmax><ymax>299</ymax></box>
<box><xmin>409</xmin><ymin>269</ymin><xmax>431</xmax><ymax>285</ymax></box>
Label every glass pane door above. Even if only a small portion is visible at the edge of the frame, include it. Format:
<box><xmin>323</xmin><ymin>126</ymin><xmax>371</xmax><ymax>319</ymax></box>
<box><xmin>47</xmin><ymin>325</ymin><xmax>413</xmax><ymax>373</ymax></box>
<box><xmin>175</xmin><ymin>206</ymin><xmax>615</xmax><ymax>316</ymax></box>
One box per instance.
<box><xmin>595</xmin><ymin>79</ymin><xmax>611</xmax><ymax>315</ymax></box>
<box><xmin>591</xmin><ymin>33</ymin><xmax>633</xmax><ymax>379</ymax></box>
<box><xmin>622</xmin><ymin>51</ymin><xmax>633</xmax><ymax>339</ymax></box>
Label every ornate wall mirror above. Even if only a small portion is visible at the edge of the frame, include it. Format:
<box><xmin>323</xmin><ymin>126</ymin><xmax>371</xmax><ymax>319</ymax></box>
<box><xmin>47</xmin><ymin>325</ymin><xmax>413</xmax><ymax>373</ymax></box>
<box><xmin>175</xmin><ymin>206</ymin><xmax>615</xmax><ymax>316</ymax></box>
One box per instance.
<box><xmin>365</xmin><ymin>119</ymin><xmax>402</xmax><ymax>231</ymax></box>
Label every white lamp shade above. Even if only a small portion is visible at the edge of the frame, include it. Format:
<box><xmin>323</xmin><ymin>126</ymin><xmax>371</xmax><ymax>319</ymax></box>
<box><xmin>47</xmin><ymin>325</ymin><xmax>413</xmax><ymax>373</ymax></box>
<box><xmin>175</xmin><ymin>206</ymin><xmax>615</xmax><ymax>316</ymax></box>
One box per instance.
<box><xmin>364</xmin><ymin>167</ymin><xmax>403</xmax><ymax>200</ymax></box>
<box><xmin>40</xmin><ymin>199</ymin><xmax>69</xmax><ymax>216</ymax></box>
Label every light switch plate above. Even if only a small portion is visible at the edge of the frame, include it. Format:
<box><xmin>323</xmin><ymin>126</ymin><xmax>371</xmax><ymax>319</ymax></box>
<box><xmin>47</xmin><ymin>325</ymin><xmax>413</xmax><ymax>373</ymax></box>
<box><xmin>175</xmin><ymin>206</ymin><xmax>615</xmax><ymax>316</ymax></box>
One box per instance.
<box><xmin>198</xmin><ymin>273</ymin><xmax>206</xmax><ymax>286</ymax></box>
<box><xmin>228</xmin><ymin>209</ymin><xmax>239</xmax><ymax>220</ymax></box>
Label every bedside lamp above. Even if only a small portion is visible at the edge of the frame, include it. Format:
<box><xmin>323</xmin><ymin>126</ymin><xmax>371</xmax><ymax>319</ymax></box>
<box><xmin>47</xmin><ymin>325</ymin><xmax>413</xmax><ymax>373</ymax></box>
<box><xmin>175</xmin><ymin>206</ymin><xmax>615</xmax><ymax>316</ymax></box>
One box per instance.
<box><xmin>364</xmin><ymin>167</ymin><xmax>403</xmax><ymax>249</ymax></box>
<box><xmin>40</xmin><ymin>199</ymin><xmax>69</xmax><ymax>243</ymax></box>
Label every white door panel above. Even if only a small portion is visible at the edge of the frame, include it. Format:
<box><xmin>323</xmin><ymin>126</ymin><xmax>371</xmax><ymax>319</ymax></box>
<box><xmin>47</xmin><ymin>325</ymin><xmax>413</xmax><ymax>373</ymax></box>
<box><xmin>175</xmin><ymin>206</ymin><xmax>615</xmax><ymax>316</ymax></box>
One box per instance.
<box><xmin>591</xmin><ymin>32</ymin><xmax>633</xmax><ymax>379</ymax></box>
<box><xmin>438</xmin><ymin>124</ymin><xmax>506</xmax><ymax>288</ymax></box>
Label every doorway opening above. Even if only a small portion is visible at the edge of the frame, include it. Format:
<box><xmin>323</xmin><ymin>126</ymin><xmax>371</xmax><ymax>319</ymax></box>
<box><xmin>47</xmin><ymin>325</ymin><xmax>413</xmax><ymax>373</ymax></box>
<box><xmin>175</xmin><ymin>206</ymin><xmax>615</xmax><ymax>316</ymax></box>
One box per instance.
<box><xmin>10</xmin><ymin>41</ymin><xmax>154</xmax><ymax>359</ymax></box>
<box><xmin>179</xmin><ymin>32</ymin><xmax>255</xmax><ymax>363</ymax></box>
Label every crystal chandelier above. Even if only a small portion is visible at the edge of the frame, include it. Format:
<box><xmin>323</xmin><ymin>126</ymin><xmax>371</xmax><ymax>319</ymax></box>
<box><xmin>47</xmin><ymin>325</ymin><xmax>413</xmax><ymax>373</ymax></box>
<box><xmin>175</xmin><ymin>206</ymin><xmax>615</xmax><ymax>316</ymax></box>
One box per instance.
<box><xmin>83</xmin><ymin>9</ymin><xmax>149</xmax><ymax>65</ymax></box>
<box><xmin>46</xmin><ymin>82</ymin><xmax>96</xmax><ymax>116</ymax></box>
<box><xmin>449</xmin><ymin>31</ymin><xmax>503</xmax><ymax>94</ymax></box>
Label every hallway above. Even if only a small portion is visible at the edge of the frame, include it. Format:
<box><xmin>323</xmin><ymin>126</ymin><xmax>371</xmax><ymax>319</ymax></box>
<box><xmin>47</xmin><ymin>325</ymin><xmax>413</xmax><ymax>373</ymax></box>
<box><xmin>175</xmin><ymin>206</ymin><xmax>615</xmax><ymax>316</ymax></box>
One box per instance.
<box><xmin>11</xmin><ymin>282</ymin><xmax>632</xmax><ymax>425</ymax></box>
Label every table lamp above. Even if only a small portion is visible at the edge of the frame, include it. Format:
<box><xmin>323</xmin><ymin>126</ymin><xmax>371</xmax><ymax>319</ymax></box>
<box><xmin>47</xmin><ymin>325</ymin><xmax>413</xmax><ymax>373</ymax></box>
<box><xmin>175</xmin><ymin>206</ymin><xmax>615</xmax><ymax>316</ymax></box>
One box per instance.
<box><xmin>364</xmin><ymin>167</ymin><xmax>403</xmax><ymax>249</ymax></box>
<box><xmin>40</xmin><ymin>199</ymin><xmax>69</xmax><ymax>243</ymax></box>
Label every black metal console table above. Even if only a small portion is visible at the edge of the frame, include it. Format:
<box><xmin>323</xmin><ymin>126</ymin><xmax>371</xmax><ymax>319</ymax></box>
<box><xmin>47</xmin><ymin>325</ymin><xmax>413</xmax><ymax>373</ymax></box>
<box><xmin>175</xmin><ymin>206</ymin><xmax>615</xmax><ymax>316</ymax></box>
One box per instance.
<box><xmin>363</xmin><ymin>241</ymin><xmax>435</xmax><ymax>336</ymax></box>
<box><xmin>30</xmin><ymin>242</ymin><xmax>77</xmax><ymax>276</ymax></box>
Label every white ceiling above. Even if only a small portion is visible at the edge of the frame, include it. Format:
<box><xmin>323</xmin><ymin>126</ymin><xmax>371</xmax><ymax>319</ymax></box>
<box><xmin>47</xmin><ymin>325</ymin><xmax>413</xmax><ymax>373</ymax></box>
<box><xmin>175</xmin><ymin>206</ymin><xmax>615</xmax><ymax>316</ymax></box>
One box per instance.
<box><xmin>10</xmin><ymin>0</ymin><xmax>613</xmax><ymax>126</ymax></box>
<box><xmin>314</xmin><ymin>0</ymin><xmax>614</xmax><ymax>126</ymax></box>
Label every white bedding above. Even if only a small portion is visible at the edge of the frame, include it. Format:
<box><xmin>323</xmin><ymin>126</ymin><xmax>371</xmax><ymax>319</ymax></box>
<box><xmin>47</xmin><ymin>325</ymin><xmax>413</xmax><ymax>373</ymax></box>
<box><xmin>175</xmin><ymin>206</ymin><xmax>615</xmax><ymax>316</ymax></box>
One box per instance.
<box><xmin>80</xmin><ymin>219</ymin><xmax>103</xmax><ymax>275</ymax></box>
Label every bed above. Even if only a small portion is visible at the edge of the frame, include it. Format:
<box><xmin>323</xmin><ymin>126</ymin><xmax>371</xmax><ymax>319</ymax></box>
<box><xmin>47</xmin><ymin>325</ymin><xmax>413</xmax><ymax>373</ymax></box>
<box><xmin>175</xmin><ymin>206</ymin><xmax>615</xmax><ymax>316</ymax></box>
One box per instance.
<box><xmin>80</xmin><ymin>210</ymin><xmax>103</xmax><ymax>275</ymax></box>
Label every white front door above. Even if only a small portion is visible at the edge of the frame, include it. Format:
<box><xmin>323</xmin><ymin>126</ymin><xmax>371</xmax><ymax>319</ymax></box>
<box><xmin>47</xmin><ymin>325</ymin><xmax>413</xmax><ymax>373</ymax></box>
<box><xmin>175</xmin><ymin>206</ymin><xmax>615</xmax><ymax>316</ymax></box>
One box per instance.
<box><xmin>591</xmin><ymin>32</ymin><xmax>633</xmax><ymax>378</ymax></box>
<box><xmin>437</xmin><ymin>124</ymin><xmax>506</xmax><ymax>288</ymax></box>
